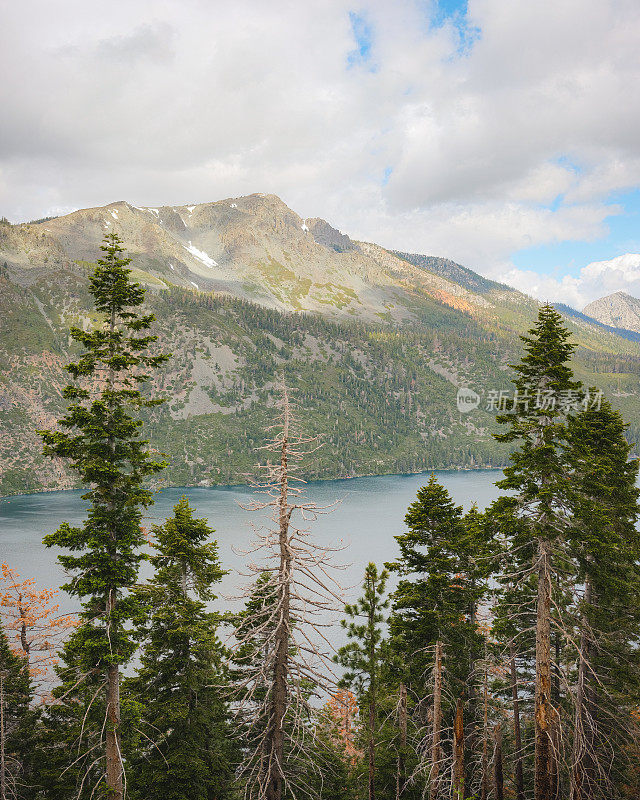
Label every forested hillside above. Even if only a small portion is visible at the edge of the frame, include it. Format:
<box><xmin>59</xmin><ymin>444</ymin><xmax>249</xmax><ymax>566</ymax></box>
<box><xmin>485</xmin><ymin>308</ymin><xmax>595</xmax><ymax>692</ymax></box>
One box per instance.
<box><xmin>2</xmin><ymin>197</ymin><xmax>640</xmax><ymax>495</ymax></box>
<box><xmin>4</xmin><ymin>242</ymin><xmax>640</xmax><ymax>800</ymax></box>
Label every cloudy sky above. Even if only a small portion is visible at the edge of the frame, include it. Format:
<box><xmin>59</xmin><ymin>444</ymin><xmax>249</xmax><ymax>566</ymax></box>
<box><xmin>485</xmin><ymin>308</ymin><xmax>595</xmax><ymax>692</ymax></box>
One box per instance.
<box><xmin>2</xmin><ymin>0</ymin><xmax>640</xmax><ymax>308</ymax></box>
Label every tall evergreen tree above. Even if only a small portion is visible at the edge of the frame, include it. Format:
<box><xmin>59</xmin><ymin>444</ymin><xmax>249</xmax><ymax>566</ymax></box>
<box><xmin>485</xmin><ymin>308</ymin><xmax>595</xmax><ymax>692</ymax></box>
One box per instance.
<box><xmin>335</xmin><ymin>563</ymin><xmax>389</xmax><ymax>800</ymax></box>
<box><xmin>565</xmin><ymin>397</ymin><xmax>640</xmax><ymax>799</ymax></box>
<box><xmin>39</xmin><ymin>233</ymin><xmax>169</xmax><ymax>799</ymax></box>
<box><xmin>0</xmin><ymin>626</ymin><xmax>31</xmax><ymax>800</ymax></box>
<box><xmin>492</xmin><ymin>303</ymin><xmax>581</xmax><ymax>800</ymax></box>
<box><xmin>386</xmin><ymin>476</ymin><xmax>491</xmax><ymax>800</ymax></box>
<box><xmin>127</xmin><ymin>497</ymin><xmax>235</xmax><ymax>799</ymax></box>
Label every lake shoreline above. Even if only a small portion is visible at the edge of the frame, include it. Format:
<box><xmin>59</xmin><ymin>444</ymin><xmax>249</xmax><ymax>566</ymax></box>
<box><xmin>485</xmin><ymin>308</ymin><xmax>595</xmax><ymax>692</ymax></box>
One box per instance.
<box><xmin>0</xmin><ymin>463</ymin><xmax>508</xmax><ymax>503</ymax></box>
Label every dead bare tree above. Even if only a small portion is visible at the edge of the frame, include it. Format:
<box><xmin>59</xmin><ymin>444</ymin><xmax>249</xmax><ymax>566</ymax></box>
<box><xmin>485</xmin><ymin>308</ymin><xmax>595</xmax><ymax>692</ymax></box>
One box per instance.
<box><xmin>493</xmin><ymin>723</ymin><xmax>504</xmax><ymax>800</ymax></box>
<box><xmin>429</xmin><ymin>640</ymin><xmax>443</xmax><ymax>800</ymax></box>
<box><xmin>452</xmin><ymin>697</ymin><xmax>464</xmax><ymax>800</ymax></box>
<box><xmin>230</xmin><ymin>384</ymin><xmax>344</xmax><ymax>800</ymax></box>
<box><xmin>396</xmin><ymin>682</ymin><xmax>407</xmax><ymax>800</ymax></box>
<box><xmin>509</xmin><ymin>642</ymin><xmax>525</xmax><ymax>800</ymax></box>
<box><xmin>0</xmin><ymin>671</ymin><xmax>5</xmax><ymax>800</ymax></box>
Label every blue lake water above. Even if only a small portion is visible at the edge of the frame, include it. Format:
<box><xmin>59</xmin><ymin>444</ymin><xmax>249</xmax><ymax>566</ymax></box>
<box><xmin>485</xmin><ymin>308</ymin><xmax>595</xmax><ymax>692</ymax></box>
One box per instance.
<box><xmin>0</xmin><ymin>470</ymin><xmax>504</xmax><ymax>617</ymax></box>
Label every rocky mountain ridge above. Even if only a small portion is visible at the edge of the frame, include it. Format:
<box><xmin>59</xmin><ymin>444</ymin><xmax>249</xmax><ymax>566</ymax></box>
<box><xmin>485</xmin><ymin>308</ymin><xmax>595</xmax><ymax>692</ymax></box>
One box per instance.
<box><xmin>2</xmin><ymin>194</ymin><xmax>640</xmax><ymax>496</ymax></box>
<box><xmin>583</xmin><ymin>291</ymin><xmax>640</xmax><ymax>334</ymax></box>
<box><xmin>1</xmin><ymin>193</ymin><xmax>522</xmax><ymax>323</ymax></box>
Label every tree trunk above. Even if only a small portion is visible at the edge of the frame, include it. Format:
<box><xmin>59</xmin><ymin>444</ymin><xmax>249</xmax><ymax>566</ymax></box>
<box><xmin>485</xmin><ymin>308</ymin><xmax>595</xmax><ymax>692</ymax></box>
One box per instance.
<box><xmin>0</xmin><ymin>673</ymin><xmax>5</xmax><ymax>800</ymax></box>
<box><xmin>396</xmin><ymin>682</ymin><xmax>407</xmax><ymax>800</ymax></box>
<box><xmin>18</xmin><ymin>595</ymin><xmax>30</xmax><ymax>662</ymax></box>
<box><xmin>535</xmin><ymin>536</ymin><xmax>553</xmax><ymax>800</ymax></box>
<box><xmin>104</xmin><ymin>308</ymin><xmax>123</xmax><ymax>800</ymax></box>
<box><xmin>466</xmin><ymin>598</ymin><xmax>478</xmax><ymax>790</ymax></box>
<box><xmin>368</xmin><ymin>573</ymin><xmax>376</xmax><ymax>800</ymax></box>
<box><xmin>368</xmin><ymin>690</ymin><xmax>375</xmax><ymax>800</ymax></box>
<box><xmin>429</xmin><ymin>641</ymin><xmax>443</xmax><ymax>800</ymax></box>
<box><xmin>551</xmin><ymin>599</ymin><xmax>561</xmax><ymax>800</ymax></box>
<box><xmin>494</xmin><ymin>724</ymin><xmax>504</xmax><ymax>800</ymax></box>
<box><xmin>481</xmin><ymin>659</ymin><xmax>489</xmax><ymax>800</ymax></box>
<box><xmin>510</xmin><ymin>644</ymin><xmax>525</xmax><ymax>800</ymax></box>
<box><xmin>453</xmin><ymin>697</ymin><xmax>464</xmax><ymax>800</ymax></box>
<box><xmin>105</xmin><ymin>589</ymin><xmax>122</xmax><ymax>800</ymax></box>
<box><xmin>266</xmin><ymin>414</ymin><xmax>291</xmax><ymax>800</ymax></box>
<box><xmin>571</xmin><ymin>577</ymin><xmax>592</xmax><ymax>800</ymax></box>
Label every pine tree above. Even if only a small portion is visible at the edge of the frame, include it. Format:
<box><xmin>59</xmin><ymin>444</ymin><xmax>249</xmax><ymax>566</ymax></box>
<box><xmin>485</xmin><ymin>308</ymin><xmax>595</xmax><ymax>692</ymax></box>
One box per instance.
<box><xmin>0</xmin><ymin>626</ymin><xmax>31</xmax><ymax>800</ymax></box>
<box><xmin>492</xmin><ymin>304</ymin><xmax>580</xmax><ymax>800</ymax></box>
<box><xmin>565</xmin><ymin>396</ymin><xmax>640</xmax><ymax>799</ymax></box>
<box><xmin>39</xmin><ymin>233</ymin><xmax>169</xmax><ymax>799</ymax></box>
<box><xmin>335</xmin><ymin>563</ymin><xmax>389</xmax><ymax>800</ymax></box>
<box><xmin>127</xmin><ymin>497</ymin><xmax>235</xmax><ymax>800</ymax></box>
<box><xmin>386</xmin><ymin>475</ymin><xmax>491</xmax><ymax>799</ymax></box>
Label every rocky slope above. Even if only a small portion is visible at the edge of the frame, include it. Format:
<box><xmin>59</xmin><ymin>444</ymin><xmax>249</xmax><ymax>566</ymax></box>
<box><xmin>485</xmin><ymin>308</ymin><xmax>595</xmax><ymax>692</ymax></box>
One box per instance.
<box><xmin>583</xmin><ymin>291</ymin><xmax>640</xmax><ymax>333</ymax></box>
<box><xmin>2</xmin><ymin>195</ymin><xmax>640</xmax><ymax>496</ymax></box>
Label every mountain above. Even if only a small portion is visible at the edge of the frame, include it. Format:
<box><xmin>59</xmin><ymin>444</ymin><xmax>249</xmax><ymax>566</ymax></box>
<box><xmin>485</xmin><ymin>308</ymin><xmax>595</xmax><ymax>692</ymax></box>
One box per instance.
<box><xmin>3</xmin><ymin>194</ymin><xmax>498</xmax><ymax>322</ymax></box>
<box><xmin>583</xmin><ymin>291</ymin><xmax>640</xmax><ymax>334</ymax></box>
<box><xmin>553</xmin><ymin>302</ymin><xmax>640</xmax><ymax>343</ymax></box>
<box><xmin>2</xmin><ymin>194</ymin><xmax>640</xmax><ymax>496</ymax></box>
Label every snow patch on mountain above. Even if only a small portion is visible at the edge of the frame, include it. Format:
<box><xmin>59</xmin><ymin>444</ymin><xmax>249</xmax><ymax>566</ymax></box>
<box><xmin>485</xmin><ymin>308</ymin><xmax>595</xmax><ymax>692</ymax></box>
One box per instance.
<box><xmin>185</xmin><ymin>242</ymin><xmax>218</xmax><ymax>268</ymax></box>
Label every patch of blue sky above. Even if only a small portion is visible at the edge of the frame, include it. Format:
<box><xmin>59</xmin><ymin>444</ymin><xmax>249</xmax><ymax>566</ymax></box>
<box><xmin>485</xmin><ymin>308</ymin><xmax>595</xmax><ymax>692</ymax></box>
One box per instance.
<box><xmin>347</xmin><ymin>11</ymin><xmax>376</xmax><ymax>70</ymax></box>
<box><xmin>417</xmin><ymin>0</ymin><xmax>480</xmax><ymax>54</ymax></box>
<box><xmin>511</xmin><ymin>188</ymin><xmax>640</xmax><ymax>277</ymax></box>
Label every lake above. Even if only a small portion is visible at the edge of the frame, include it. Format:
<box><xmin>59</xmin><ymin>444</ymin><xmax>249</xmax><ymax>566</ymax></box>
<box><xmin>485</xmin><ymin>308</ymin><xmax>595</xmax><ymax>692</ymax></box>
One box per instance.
<box><xmin>0</xmin><ymin>469</ymin><xmax>504</xmax><ymax>617</ymax></box>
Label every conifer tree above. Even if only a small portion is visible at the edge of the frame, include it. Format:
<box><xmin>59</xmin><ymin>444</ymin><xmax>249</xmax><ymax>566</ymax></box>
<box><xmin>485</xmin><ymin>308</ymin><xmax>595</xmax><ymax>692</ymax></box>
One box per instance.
<box><xmin>128</xmin><ymin>497</ymin><xmax>234</xmax><ymax>800</ymax></box>
<box><xmin>565</xmin><ymin>397</ymin><xmax>640</xmax><ymax>799</ymax></box>
<box><xmin>386</xmin><ymin>476</ymin><xmax>490</xmax><ymax>799</ymax></box>
<box><xmin>335</xmin><ymin>563</ymin><xmax>389</xmax><ymax>800</ymax></box>
<box><xmin>492</xmin><ymin>304</ymin><xmax>580</xmax><ymax>800</ymax></box>
<box><xmin>39</xmin><ymin>233</ymin><xmax>169</xmax><ymax>800</ymax></box>
<box><xmin>0</xmin><ymin>626</ymin><xmax>31</xmax><ymax>800</ymax></box>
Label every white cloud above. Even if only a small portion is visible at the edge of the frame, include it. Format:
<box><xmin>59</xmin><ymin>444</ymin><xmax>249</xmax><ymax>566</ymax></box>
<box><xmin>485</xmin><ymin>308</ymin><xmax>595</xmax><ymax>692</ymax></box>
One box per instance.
<box><xmin>501</xmin><ymin>253</ymin><xmax>640</xmax><ymax>309</ymax></box>
<box><xmin>1</xmin><ymin>0</ymin><xmax>640</xmax><ymax>275</ymax></box>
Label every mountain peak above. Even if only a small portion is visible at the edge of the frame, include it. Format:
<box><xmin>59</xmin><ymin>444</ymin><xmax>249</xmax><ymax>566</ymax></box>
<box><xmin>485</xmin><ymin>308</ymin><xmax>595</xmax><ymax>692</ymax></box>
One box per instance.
<box><xmin>1</xmin><ymin>191</ymin><xmax>522</xmax><ymax>321</ymax></box>
<box><xmin>583</xmin><ymin>290</ymin><xmax>640</xmax><ymax>333</ymax></box>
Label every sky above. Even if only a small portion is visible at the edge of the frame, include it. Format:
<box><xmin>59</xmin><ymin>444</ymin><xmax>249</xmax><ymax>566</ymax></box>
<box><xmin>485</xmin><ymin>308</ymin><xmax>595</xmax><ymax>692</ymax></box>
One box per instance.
<box><xmin>2</xmin><ymin>0</ymin><xmax>640</xmax><ymax>309</ymax></box>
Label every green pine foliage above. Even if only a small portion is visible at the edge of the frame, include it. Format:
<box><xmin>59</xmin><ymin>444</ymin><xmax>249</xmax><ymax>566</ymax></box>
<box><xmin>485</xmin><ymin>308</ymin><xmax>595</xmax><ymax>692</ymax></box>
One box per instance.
<box><xmin>385</xmin><ymin>476</ymin><xmax>496</xmax><ymax>798</ymax></box>
<box><xmin>489</xmin><ymin>305</ymin><xmax>583</xmax><ymax>799</ymax></box>
<box><xmin>386</xmin><ymin>476</ymin><xmax>489</xmax><ymax>688</ymax></box>
<box><xmin>38</xmin><ymin>233</ymin><xmax>169</xmax><ymax>796</ymax></box>
<box><xmin>127</xmin><ymin>497</ymin><xmax>235</xmax><ymax>800</ymax></box>
<box><xmin>335</xmin><ymin>563</ymin><xmax>389</xmax><ymax>799</ymax></box>
<box><xmin>39</xmin><ymin>232</ymin><xmax>169</xmax><ymax>673</ymax></box>
<box><xmin>0</xmin><ymin>626</ymin><xmax>32</xmax><ymax>798</ymax></box>
<box><xmin>565</xmin><ymin>397</ymin><xmax>640</xmax><ymax>797</ymax></box>
<box><xmin>8</xmin><ymin>237</ymin><xmax>640</xmax><ymax>800</ymax></box>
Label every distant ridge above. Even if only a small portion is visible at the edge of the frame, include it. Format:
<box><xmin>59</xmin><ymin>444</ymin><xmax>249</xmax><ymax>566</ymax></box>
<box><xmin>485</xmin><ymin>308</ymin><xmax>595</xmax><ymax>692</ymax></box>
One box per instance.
<box><xmin>553</xmin><ymin>302</ymin><xmax>640</xmax><ymax>343</ymax></box>
<box><xmin>392</xmin><ymin>251</ymin><xmax>511</xmax><ymax>295</ymax></box>
<box><xmin>583</xmin><ymin>291</ymin><xmax>640</xmax><ymax>334</ymax></box>
<box><xmin>2</xmin><ymin>192</ymin><xmax>640</xmax><ymax>496</ymax></box>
